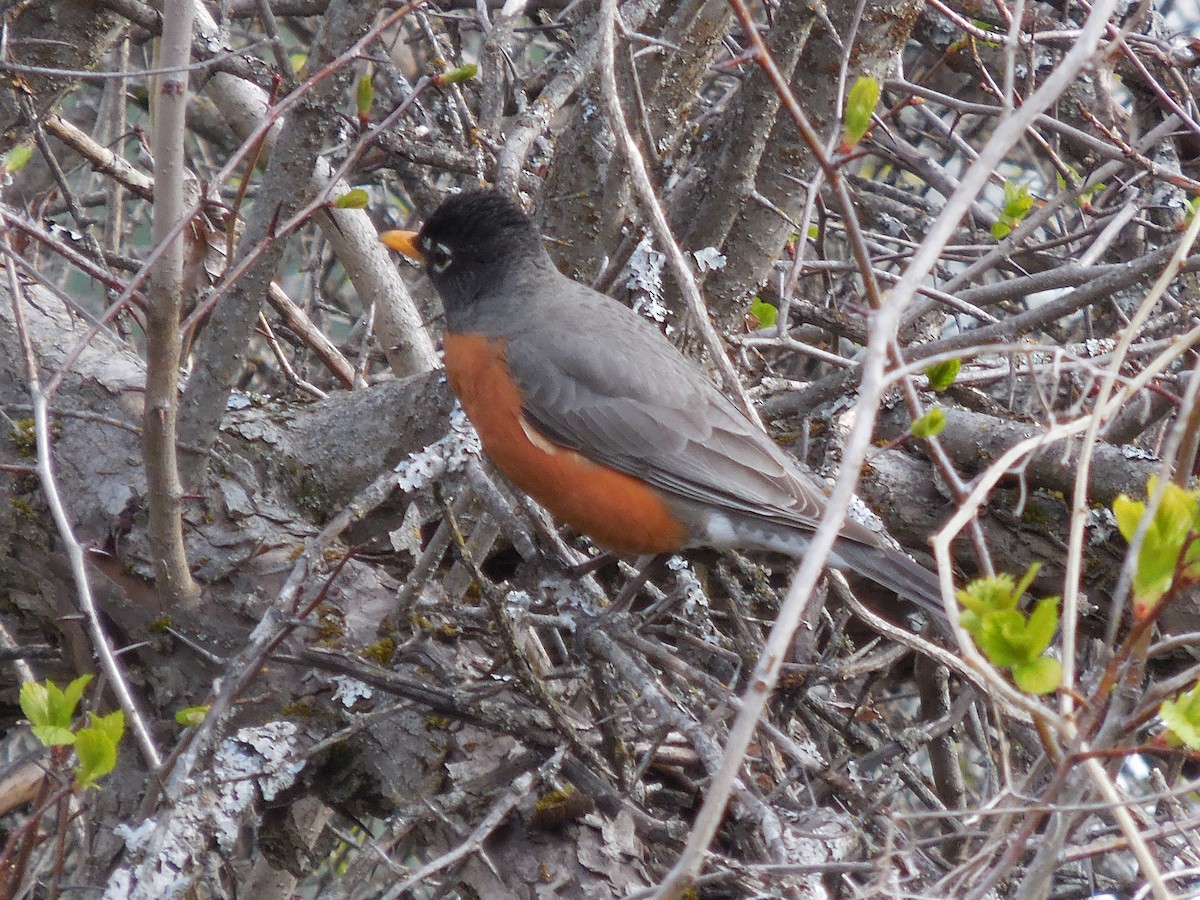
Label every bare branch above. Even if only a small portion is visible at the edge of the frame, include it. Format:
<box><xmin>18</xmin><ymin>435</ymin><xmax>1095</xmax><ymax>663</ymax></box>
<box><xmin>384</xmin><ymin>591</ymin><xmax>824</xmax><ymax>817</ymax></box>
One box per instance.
<box><xmin>143</xmin><ymin>0</ymin><xmax>201</xmax><ymax>605</ymax></box>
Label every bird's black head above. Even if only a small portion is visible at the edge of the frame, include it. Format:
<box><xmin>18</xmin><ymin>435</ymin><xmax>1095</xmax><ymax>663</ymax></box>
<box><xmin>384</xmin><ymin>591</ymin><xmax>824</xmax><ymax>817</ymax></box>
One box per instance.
<box><xmin>413</xmin><ymin>189</ymin><xmax>546</xmax><ymax>308</ymax></box>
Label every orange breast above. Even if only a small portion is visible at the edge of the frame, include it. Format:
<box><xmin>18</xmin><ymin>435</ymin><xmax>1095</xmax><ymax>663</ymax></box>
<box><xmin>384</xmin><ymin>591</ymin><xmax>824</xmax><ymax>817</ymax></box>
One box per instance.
<box><xmin>443</xmin><ymin>332</ymin><xmax>690</xmax><ymax>556</ymax></box>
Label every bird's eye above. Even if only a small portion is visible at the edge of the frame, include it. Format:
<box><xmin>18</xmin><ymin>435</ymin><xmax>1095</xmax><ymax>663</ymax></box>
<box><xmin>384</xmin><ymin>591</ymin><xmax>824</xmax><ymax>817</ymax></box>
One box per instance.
<box><xmin>428</xmin><ymin>241</ymin><xmax>453</xmax><ymax>274</ymax></box>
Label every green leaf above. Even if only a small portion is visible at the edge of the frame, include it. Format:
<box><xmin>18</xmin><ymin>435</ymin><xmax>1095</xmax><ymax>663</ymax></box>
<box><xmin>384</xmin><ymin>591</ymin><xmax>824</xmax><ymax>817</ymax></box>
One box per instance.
<box><xmin>959</xmin><ymin>607</ymin><xmax>984</xmax><ymax>636</ymax></box>
<box><xmin>1112</xmin><ymin>492</ymin><xmax>1145</xmax><ymax>543</ymax></box>
<box><xmin>1058</xmin><ymin>166</ymin><xmax>1105</xmax><ymax>209</ymax></box>
<box><xmin>1001</xmin><ymin>180</ymin><xmax>1034</xmax><ymax>218</ymax></box>
<box><xmin>748</xmin><ymin>297</ymin><xmax>777</xmax><ymax>329</ymax></box>
<box><xmin>1012</xmin><ymin>656</ymin><xmax>1062</xmax><ymax>695</ymax></box>
<box><xmin>175</xmin><ymin>705</ymin><xmax>210</xmax><ymax>727</ymax></box>
<box><xmin>1161</xmin><ymin>701</ymin><xmax>1200</xmax><ymax>748</ymax></box>
<box><xmin>56</xmin><ymin>675</ymin><xmax>92</xmax><ymax>725</ymax></box>
<box><xmin>19</xmin><ymin>680</ymin><xmax>50</xmax><ymax>728</ymax></box>
<box><xmin>957</xmin><ymin>571</ymin><xmax>1022</xmax><ymax>617</ymax></box>
<box><xmin>1160</xmin><ymin>683</ymin><xmax>1200</xmax><ymax>748</ymax></box>
<box><xmin>332</xmin><ymin>188</ymin><xmax>369</xmax><ymax>209</ymax></box>
<box><xmin>924</xmin><ymin>358</ymin><xmax>961</xmax><ymax>391</ymax></box>
<box><xmin>975</xmin><ymin>609</ymin><xmax>1029</xmax><ymax>667</ymax></box>
<box><xmin>72</xmin><ymin>711</ymin><xmax>124</xmax><ymax>787</ymax></box>
<box><xmin>991</xmin><ymin>181</ymin><xmax>1034</xmax><ymax>239</ymax></box>
<box><xmin>1023</xmin><ymin>596</ymin><xmax>1061</xmax><ymax>656</ymax></box>
<box><xmin>960</xmin><ymin>566</ymin><xmax>1065</xmax><ymax>696</ymax></box>
<box><xmin>1079</xmin><ymin>181</ymin><xmax>1104</xmax><ymax>207</ymax></box>
<box><xmin>1012</xmin><ymin>563</ymin><xmax>1042</xmax><ymax>600</ymax></box>
<box><xmin>1114</xmin><ymin>477</ymin><xmax>1200</xmax><ymax>613</ymax></box>
<box><xmin>356</xmin><ymin>74</ymin><xmax>374</xmax><ymax>120</ymax></box>
<box><xmin>436</xmin><ymin>63</ymin><xmax>478</xmax><ymax>86</ymax></box>
<box><xmin>970</xmin><ymin>20</ymin><xmax>1001</xmax><ymax>48</ymax></box>
<box><xmin>3</xmin><ymin>145</ymin><xmax>33</xmax><ymax>174</ymax></box>
<box><xmin>842</xmin><ymin>76</ymin><xmax>880</xmax><ymax>149</ymax></box>
<box><xmin>21</xmin><ymin>675</ymin><xmax>92</xmax><ymax>733</ymax></box>
<box><xmin>909</xmin><ymin>407</ymin><xmax>946</xmax><ymax>439</ymax></box>
<box><xmin>89</xmin><ymin>710</ymin><xmax>125</xmax><ymax>746</ymax></box>
<box><xmin>31</xmin><ymin>725</ymin><xmax>76</xmax><ymax>747</ymax></box>
<box><xmin>958</xmin><ymin>566</ymin><xmax>1043</xmax><ymax>643</ymax></box>
<box><xmin>74</xmin><ymin>726</ymin><xmax>118</xmax><ymax>787</ymax></box>
<box><xmin>962</xmin><ymin>573</ymin><xmax>1060</xmax><ymax>692</ymax></box>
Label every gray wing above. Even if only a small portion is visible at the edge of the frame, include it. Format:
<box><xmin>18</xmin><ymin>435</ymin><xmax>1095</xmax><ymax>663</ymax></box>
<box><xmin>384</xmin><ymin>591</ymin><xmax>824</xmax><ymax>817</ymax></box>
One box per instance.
<box><xmin>501</xmin><ymin>280</ymin><xmax>948</xmax><ymax>620</ymax></box>
<box><xmin>501</xmin><ymin>282</ymin><xmax>881</xmax><ymax>547</ymax></box>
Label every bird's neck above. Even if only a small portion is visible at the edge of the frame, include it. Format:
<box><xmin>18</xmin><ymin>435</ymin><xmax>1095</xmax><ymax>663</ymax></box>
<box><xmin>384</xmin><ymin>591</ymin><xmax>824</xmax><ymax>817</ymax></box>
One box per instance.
<box><xmin>444</xmin><ymin>256</ymin><xmax>562</xmax><ymax>337</ymax></box>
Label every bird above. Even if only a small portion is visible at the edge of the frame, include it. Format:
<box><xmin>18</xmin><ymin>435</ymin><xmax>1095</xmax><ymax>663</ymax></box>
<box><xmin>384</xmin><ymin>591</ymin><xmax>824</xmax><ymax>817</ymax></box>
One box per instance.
<box><xmin>380</xmin><ymin>188</ymin><xmax>944</xmax><ymax>621</ymax></box>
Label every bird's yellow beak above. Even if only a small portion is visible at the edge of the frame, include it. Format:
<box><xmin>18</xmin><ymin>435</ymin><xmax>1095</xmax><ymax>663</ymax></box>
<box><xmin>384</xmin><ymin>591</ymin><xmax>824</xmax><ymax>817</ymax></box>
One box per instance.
<box><xmin>380</xmin><ymin>229</ymin><xmax>423</xmax><ymax>262</ymax></box>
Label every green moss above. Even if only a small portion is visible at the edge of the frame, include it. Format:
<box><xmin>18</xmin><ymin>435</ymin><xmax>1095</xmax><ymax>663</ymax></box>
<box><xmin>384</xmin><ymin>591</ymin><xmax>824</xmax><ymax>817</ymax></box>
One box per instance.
<box><xmin>9</xmin><ymin>498</ymin><xmax>36</xmax><ymax>521</ymax></box>
<box><xmin>312</xmin><ymin>603</ymin><xmax>345</xmax><ymax>646</ymax></box>
<box><xmin>534</xmin><ymin>788</ymin><xmax>577</xmax><ymax>813</ymax></box>
<box><xmin>9</xmin><ymin>418</ymin><xmax>63</xmax><ymax>457</ymax></box>
<box><xmin>1020</xmin><ymin>502</ymin><xmax>1051</xmax><ymax>526</ymax></box>
<box><xmin>282</xmin><ymin>700</ymin><xmax>314</xmax><ymax>720</ymax></box>
<box><xmin>11</xmin><ymin>419</ymin><xmax>35</xmax><ymax>457</ymax></box>
<box><xmin>361</xmin><ymin>638</ymin><xmax>396</xmax><ymax>665</ymax></box>
<box><xmin>277</xmin><ymin>457</ymin><xmax>335</xmax><ymax>520</ymax></box>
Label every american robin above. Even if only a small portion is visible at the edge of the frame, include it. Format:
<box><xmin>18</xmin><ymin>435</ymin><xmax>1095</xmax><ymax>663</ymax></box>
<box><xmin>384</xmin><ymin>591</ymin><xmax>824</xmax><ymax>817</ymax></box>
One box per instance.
<box><xmin>381</xmin><ymin>189</ymin><xmax>943</xmax><ymax>618</ymax></box>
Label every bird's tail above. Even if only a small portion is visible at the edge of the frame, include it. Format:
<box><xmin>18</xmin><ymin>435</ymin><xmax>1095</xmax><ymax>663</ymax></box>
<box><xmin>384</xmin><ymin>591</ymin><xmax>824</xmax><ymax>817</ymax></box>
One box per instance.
<box><xmin>830</xmin><ymin>538</ymin><xmax>949</xmax><ymax>629</ymax></box>
<box><xmin>688</xmin><ymin>507</ymin><xmax>950</xmax><ymax>632</ymax></box>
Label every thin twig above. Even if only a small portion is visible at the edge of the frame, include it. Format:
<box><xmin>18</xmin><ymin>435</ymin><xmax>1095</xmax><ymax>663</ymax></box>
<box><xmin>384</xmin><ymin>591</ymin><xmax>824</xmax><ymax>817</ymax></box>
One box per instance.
<box><xmin>379</xmin><ymin>749</ymin><xmax>566</xmax><ymax>898</ymax></box>
<box><xmin>0</xmin><ymin>226</ymin><xmax>161</xmax><ymax>772</ymax></box>
<box><xmin>598</xmin><ymin>0</ymin><xmax>758</xmax><ymax>423</ymax></box>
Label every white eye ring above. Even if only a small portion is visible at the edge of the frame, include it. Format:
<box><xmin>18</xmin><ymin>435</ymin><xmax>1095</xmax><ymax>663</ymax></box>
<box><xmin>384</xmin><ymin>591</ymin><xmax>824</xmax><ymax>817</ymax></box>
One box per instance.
<box><xmin>428</xmin><ymin>241</ymin><xmax>453</xmax><ymax>274</ymax></box>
